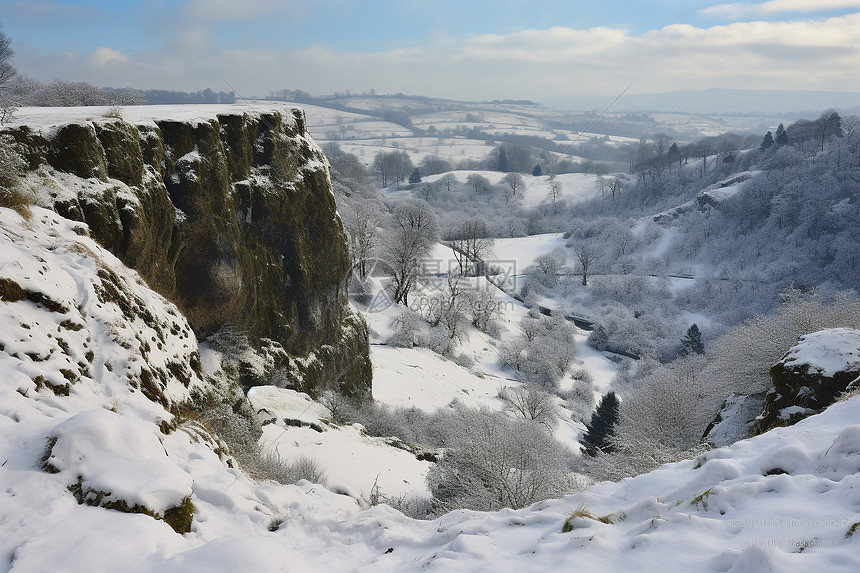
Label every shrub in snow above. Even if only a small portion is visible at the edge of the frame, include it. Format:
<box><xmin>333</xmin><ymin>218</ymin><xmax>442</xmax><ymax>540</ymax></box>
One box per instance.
<box><xmin>262</xmin><ymin>454</ymin><xmax>328</xmax><ymax>486</ymax></box>
<box><xmin>499</xmin><ymin>312</ymin><xmax>577</xmax><ymax>391</ymax></box>
<box><xmin>616</xmin><ymin>356</ymin><xmax>710</xmax><ymax>452</ymax></box>
<box><xmin>427</xmin><ymin>406</ymin><xmax>580</xmax><ymax>512</ymax></box>
<box><xmin>562</xmin><ymin>368</ymin><xmax>597</xmax><ymax>423</ymax></box>
<box><xmin>500</xmin><ymin>385</ymin><xmax>559</xmax><ymax>430</ymax></box>
<box><xmin>387</xmin><ymin>308</ymin><xmax>426</xmax><ymax>348</ymax></box>
<box><xmin>0</xmin><ymin>133</ymin><xmax>28</xmax><ymax>215</ymax></box>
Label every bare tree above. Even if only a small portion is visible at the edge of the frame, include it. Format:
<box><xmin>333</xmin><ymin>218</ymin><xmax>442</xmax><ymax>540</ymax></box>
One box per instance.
<box><xmin>0</xmin><ymin>26</ymin><xmax>17</xmax><ymax>124</ymax></box>
<box><xmin>502</xmin><ymin>385</ymin><xmax>559</xmax><ymax>430</ymax></box>
<box><xmin>596</xmin><ymin>175</ymin><xmax>624</xmax><ymax>200</ymax></box>
<box><xmin>576</xmin><ymin>246</ymin><xmax>597</xmax><ymax>286</ymax></box>
<box><xmin>0</xmin><ymin>25</ymin><xmax>16</xmax><ymax>91</ymax></box>
<box><xmin>437</xmin><ymin>173</ymin><xmax>458</xmax><ymax>193</ymax></box>
<box><xmin>383</xmin><ymin>199</ymin><xmax>439</xmax><ymax>305</ymax></box>
<box><xmin>502</xmin><ymin>172</ymin><xmax>524</xmax><ymax>204</ymax></box>
<box><xmin>465</xmin><ymin>173</ymin><xmax>491</xmax><ymax>196</ymax></box>
<box><xmin>444</xmin><ymin>218</ymin><xmax>494</xmax><ymax>275</ymax></box>
<box><xmin>420</xmin><ymin>154</ymin><xmax>452</xmax><ymax>175</ymax></box>
<box><xmin>342</xmin><ymin>200</ymin><xmax>381</xmax><ymax>280</ymax></box>
<box><xmin>373</xmin><ymin>150</ymin><xmax>414</xmax><ymax>188</ymax></box>
<box><xmin>440</xmin><ymin>272</ymin><xmax>468</xmax><ymax>341</ymax></box>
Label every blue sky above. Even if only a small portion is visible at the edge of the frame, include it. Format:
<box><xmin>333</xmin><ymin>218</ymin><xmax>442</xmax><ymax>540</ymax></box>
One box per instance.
<box><xmin>3</xmin><ymin>0</ymin><xmax>860</xmax><ymax>102</ymax></box>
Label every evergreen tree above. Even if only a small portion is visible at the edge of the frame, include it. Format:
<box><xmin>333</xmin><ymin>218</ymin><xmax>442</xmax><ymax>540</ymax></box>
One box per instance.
<box><xmin>408</xmin><ymin>168</ymin><xmax>422</xmax><ymax>185</ymax></box>
<box><xmin>760</xmin><ymin>131</ymin><xmax>774</xmax><ymax>151</ymax></box>
<box><xmin>678</xmin><ymin>323</ymin><xmax>705</xmax><ymax>357</ymax></box>
<box><xmin>668</xmin><ymin>142</ymin><xmax>681</xmax><ymax>167</ymax></box>
<box><xmin>532</xmin><ymin>164</ymin><xmax>542</xmax><ymax>177</ymax></box>
<box><xmin>775</xmin><ymin>123</ymin><xmax>788</xmax><ymax>146</ymax></box>
<box><xmin>581</xmin><ymin>392</ymin><xmax>620</xmax><ymax>456</ymax></box>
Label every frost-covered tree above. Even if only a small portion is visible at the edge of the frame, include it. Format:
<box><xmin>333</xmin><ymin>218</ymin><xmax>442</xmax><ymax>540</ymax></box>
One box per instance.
<box><xmin>341</xmin><ymin>200</ymin><xmax>381</xmax><ymax>280</ymax></box>
<box><xmin>427</xmin><ymin>407</ymin><xmax>577</xmax><ymax>512</ymax></box>
<box><xmin>502</xmin><ymin>172</ymin><xmax>524</xmax><ymax>204</ymax></box>
<box><xmin>465</xmin><ymin>173</ymin><xmax>491</xmax><ymax>195</ymax></box>
<box><xmin>575</xmin><ymin>245</ymin><xmax>597</xmax><ymax>286</ymax></box>
<box><xmin>548</xmin><ymin>178</ymin><xmax>563</xmax><ymax>202</ymax></box>
<box><xmin>499</xmin><ymin>311</ymin><xmax>577</xmax><ymax>390</ymax></box>
<box><xmin>501</xmin><ymin>385</ymin><xmax>559</xmax><ymax>430</ymax></box>
<box><xmin>383</xmin><ymin>199</ymin><xmax>439</xmax><ymax>305</ymax></box>
<box><xmin>436</xmin><ymin>173</ymin><xmax>458</xmax><ymax>193</ymax></box>
<box><xmin>526</xmin><ymin>249</ymin><xmax>567</xmax><ymax>289</ymax></box>
<box><xmin>444</xmin><ymin>218</ymin><xmax>494</xmax><ymax>276</ymax></box>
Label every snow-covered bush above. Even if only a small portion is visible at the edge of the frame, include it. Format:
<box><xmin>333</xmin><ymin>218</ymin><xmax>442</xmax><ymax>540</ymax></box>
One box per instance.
<box><xmin>562</xmin><ymin>368</ymin><xmax>597</xmax><ymax>423</ymax></box>
<box><xmin>701</xmin><ymin>287</ymin><xmax>860</xmax><ymax>398</ymax></box>
<box><xmin>260</xmin><ymin>454</ymin><xmax>328</xmax><ymax>486</ymax></box>
<box><xmin>387</xmin><ymin>308</ymin><xmax>426</xmax><ymax>348</ymax></box>
<box><xmin>0</xmin><ymin>133</ymin><xmax>28</xmax><ymax>215</ymax></box>
<box><xmin>427</xmin><ymin>407</ymin><xmax>580</xmax><ymax>512</ymax></box>
<box><xmin>500</xmin><ymin>385</ymin><xmax>559</xmax><ymax>430</ymax></box>
<box><xmin>524</xmin><ymin>248</ymin><xmax>568</xmax><ymax>289</ymax></box>
<box><xmin>499</xmin><ymin>311</ymin><xmax>577</xmax><ymax>390</ymax></box>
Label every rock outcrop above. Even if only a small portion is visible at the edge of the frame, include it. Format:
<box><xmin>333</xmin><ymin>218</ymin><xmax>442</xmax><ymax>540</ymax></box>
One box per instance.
<box><xmin>753</xmin><ymin>328</ymin><xmax>860</xmax><ymax>435</ymax></box>
<box><xmin>5</xmin><ymin>108</ymin><xmax>371</xmax><ymax>396</ymax></box>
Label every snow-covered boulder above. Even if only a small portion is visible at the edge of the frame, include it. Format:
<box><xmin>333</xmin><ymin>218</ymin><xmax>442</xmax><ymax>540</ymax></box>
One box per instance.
<box><xmin>754</xmin><ymin>328</ymin><xmax>860</xmax><ymax>434</ymax></box>
<box><xmin>43</xmin><ymin>409</ymin><xmax>194</xmax><ymax>532</ymax></box>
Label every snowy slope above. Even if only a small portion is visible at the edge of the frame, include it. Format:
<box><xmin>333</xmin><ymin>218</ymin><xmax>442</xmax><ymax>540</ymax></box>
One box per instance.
<box><xmin>4</xmin><ymin>204</ymin><xmax>860</xmax><ymax>571</ymax></box>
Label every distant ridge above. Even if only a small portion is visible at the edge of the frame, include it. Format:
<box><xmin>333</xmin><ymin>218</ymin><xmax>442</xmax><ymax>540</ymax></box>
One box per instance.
<box><xmin>544</xmin><ymin>88</ymin><xmax>860</xmax><ymax>115</ymax></box>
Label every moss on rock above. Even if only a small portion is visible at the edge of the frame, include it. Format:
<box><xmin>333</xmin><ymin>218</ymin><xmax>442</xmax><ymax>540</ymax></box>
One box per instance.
<box><xmin>14</xmin><ymin>110</ymin><xmax>372</xmax><ymax>398</ymax></box>
<box><xmin>47</xmin><ymin>123</ymin><xmax>108</xmax><ymax>180</ymax></box>
<box><xmin>95</xmin><ymin>120</ymin><xmax>144</xmax><ymax>185</ymax></box>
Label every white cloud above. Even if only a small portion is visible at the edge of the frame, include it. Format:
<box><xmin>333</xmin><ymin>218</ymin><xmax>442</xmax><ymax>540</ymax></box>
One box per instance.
<box><xmin>701</xmin><ymin>0</ymin><xmax>860</xmax><ymax>18</ymax></box>
<box><xmin>87</xmin><ymin>47</ymin><xmax>130</xmax><ymax>68</ymax></box>
<box><xmin>16</xmin><ymin>14</ymin><xmax>860</xmax><ymax>101</ymax></box>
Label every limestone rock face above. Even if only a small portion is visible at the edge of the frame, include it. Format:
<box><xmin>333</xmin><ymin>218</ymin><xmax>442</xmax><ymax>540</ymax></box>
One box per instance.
<box><xmin>754</xmin><ymin>328</ymin><xmax>860</xmax><ymax>434</ymax></box>
<box><xmin>7</xmin><ymin>109</ymin><xmax>371</xmax><ymax>396</ymax></box>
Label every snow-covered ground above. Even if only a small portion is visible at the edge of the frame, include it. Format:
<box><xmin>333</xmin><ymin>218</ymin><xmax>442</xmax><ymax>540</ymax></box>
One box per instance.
<box><xmin>4</xmin><ymin>181</ymin><xmax>860</xmax><ymax>571</ymax></box>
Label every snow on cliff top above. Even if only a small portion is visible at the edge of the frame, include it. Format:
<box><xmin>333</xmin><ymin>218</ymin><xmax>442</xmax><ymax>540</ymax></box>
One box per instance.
<box><xmin>5</xmin><ymin>101</ymin><xmax>302</xmax><ymax>130</ymax></box>
<box><xmin>783</xmin><ymin>328</ymin><xmax>860</xmax><ymax>377</ymax></box>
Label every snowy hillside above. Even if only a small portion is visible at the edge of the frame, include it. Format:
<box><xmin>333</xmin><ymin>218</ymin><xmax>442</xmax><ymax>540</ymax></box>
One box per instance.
<box><xmin>4</xmin><ymin>101</ymin><xmax>860</xmax><ymax>571</ymax></box>
<box><xmin>2</xmin><ymin>201</ymin><xmax>858</xmax><ymax>571</ymax></box>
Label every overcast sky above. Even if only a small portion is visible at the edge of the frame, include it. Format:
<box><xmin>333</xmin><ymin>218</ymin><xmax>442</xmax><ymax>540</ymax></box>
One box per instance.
<box><xmin>4</xmin><ymin>0</ymin><xmax>860</xmax><ymax>103</ymax></box>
